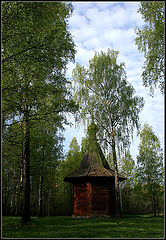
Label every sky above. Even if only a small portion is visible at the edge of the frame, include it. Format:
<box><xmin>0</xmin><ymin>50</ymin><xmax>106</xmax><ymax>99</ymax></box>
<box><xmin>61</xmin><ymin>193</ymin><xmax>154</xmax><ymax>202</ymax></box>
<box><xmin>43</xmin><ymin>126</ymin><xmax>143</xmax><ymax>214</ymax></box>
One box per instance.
<box><xmin>63</xmin><ymin>1</ymin><xmax>164</xmax><ymax>163</ymax></box>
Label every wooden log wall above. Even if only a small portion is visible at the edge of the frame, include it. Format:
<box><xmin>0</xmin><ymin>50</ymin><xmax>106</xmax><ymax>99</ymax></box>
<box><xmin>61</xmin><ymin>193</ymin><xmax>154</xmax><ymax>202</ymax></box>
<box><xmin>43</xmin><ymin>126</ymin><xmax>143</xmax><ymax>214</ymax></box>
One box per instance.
<box><xmin>73</xmin><ymin>180</ymin><xmax>116</xmax><ymax>217</ymax></box>
<box><xmin>90</xmin><ymin>182</ymin><xmax>110</xmax><ymax>216</ymax></box>
<box><xmin>73</xmin><ymin>183</ymin><xmax>91</xmax><ymax>216</ymax></box>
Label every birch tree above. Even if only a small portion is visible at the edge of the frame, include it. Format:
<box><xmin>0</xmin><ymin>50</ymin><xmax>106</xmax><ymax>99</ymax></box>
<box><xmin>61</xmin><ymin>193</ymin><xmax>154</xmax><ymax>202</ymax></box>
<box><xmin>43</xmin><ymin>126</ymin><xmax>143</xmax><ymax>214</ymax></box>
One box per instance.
<box><xmin>2</xmin><ymin>2</ymin><xmax>76</xmax><ymax>223</ymax></box>
<box><xmin>72</xmin><ymin>49</ymin><xmax>144</xmax><ymax>217</ymax></box>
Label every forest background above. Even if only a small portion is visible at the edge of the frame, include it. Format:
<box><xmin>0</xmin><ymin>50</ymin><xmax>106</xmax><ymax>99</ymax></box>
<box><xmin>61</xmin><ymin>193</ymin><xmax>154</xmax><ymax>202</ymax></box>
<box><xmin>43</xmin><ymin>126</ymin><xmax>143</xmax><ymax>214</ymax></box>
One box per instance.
<box><xmin>2</xmin><ymin>1</ymin><xmax>164</xmax><ymax>222</ymax></box>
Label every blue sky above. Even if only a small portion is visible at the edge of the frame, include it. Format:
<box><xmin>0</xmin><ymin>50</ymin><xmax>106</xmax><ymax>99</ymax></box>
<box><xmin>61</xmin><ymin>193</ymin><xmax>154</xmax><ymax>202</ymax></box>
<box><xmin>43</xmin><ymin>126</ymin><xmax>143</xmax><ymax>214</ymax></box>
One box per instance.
<box><xmin>63</xmin><ymin>1</ymin><xmax>164</xmax><ymax>162</ymax></box>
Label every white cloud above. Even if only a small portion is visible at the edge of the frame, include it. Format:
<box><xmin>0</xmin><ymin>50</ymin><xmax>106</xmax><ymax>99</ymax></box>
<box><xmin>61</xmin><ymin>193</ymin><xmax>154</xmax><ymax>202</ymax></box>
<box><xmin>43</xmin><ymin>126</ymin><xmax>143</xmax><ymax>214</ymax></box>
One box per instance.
<box><xmin>75</xmin><ymin>44</ymin><xmax>95</xmax><ymax>65</ymax></box>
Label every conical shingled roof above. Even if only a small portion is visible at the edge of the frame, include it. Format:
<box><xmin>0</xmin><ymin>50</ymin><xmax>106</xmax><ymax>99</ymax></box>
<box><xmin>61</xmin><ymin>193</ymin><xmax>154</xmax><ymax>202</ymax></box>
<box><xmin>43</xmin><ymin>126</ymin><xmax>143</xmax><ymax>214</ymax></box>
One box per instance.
<box><xmin>64</xmin><ymin>121</ymin><xmax>126</xmax><ymax>182</ymax></box>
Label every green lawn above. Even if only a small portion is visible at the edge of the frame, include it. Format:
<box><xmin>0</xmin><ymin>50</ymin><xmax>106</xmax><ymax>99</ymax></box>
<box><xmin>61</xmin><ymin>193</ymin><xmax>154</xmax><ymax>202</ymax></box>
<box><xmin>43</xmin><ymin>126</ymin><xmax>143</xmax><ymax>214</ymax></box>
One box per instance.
<box><xmin>2</xmin><ymin>214</ymin><xmax>164</xmax><ymax>238</ymax></box>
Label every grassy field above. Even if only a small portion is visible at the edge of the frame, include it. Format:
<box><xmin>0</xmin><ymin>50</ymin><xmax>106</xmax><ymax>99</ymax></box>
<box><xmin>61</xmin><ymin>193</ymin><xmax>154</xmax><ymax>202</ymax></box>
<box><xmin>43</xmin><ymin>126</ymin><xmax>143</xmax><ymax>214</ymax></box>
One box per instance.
<box><xmin>2</xmin><ymin>214</ymin><xmax>164</xmax><ymax>239</ymax></box>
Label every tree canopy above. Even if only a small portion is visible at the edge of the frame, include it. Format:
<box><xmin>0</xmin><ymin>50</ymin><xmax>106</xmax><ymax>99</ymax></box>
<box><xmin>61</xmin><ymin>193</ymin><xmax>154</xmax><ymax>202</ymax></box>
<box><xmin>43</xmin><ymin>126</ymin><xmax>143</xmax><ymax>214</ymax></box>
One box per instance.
<box><xmin>136</xmin><ymin>123</ymin><xmax>164</xmax><ymax>216</ymax></box>
<box><xmin>135</xmin><ymin>1</ymin><xmax>165</xmax><ymax>95</ymax></box>
<box><xmin>73</xmin><ymin>49</ymin><xmax>144</xmax><ymax>153</ymax></box>
<box><xmin>136</xmin><ymin>123</ymin><xmax>164</xmax><ymax>185</ymax></box>
<box><xmin>2</xmin><ymin>1</ymin><xmax>77</xmax><ymax>223</ymax></box>
<box><xmin>2</xmin><ymin>1</ymin><xmax>77</xmax><ymax>127</ymax></box>
<box><xmin>72</xmin><ymin>48</ymin><xmax>144</xmax><ymax>217</ymax></box>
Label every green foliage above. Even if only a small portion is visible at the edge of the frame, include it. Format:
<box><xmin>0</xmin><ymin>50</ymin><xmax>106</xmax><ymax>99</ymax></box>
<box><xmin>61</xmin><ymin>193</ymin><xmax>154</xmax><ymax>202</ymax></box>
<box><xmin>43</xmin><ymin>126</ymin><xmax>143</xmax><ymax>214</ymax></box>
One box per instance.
<box><xmin>2</xmin><ymin>1</ymin><xmax>77</xmax><ymax>128</ymax></box>
<box><xmin>64</xmin><ymin>137</ymin><xmax>82</xmax><ymax>170</ymax></box>
<box><xmin>2</xmin><ymin>215</ymin><xmax>164</xmax><ymax>238</ymax></box>
<box><xmin>30</xmin><ymin>123</ymin><xmax>63</xmax><ymax>216</ymax></box>
<box><xmin>55</xmin><ymin>137</ymin><xmax>82</xmax><ymax>215</ymax></box>
<box><xmin>118</xmin><ymin>152</ymin><xmax>137</xmax><ymax>214</ymax></box>
<box><xmin>2</xmin><ymin>120</ymin><xmax>63</xmax><ymax>216</ymax></box>
<box><xmin>135</xmin><ymin>1</ymin><xmax>165</xmax><ymax>95</ymax></box>
<box><xmin>136</xmin><ymin>123</ymin><xmax>164</xmax><ymax>216</ymax></box>
<box><xmin>73</xmin><ymin>48</ymin><xmax>144</xmax><ymax>154</ymax></box>
<box><xmin>137</xmin><ymin>123</ymin><xmax>164</xmax><ymax>184</ymax></box>
<box><xmin>119</xmin><ymin>124</ymin><xmax>164</xmax><ymax>216</ymax></box>
<box><xmin>2</xmin><ymin>123</ymin><xmax>24</xmax><ymax>216</ymax></box>
<box><xmin>2</xmin><ymin>2</ymin><xmax>77</xmax><ymax>218</ymax></box>
<box><xmin>119</xmin><ymin>152</ymin><xmax>136</xmax><ymax>185</ymax></box>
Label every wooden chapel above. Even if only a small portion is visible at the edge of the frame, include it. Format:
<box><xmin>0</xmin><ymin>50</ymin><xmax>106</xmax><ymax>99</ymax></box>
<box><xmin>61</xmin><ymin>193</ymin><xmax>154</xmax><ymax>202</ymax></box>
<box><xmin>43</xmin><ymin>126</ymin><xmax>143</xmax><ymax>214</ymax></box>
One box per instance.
<box><xmin>64</xmin><ymin>121</ymin><xmax>126</xmax><ymax>217</ymax></box>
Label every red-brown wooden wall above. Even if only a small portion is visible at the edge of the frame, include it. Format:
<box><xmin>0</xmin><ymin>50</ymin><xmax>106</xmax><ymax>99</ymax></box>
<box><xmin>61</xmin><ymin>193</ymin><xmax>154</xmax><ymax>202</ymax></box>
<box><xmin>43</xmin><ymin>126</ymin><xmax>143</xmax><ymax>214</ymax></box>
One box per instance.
<box><xmin>73</xmin><ymin>181</ymin><xmax>116</xmax><ymax>217</ymax></box>
<box><xmin>74</xmin><ymin>183</ymin><xmax>91</xmax><ymax>216</ymax></box>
